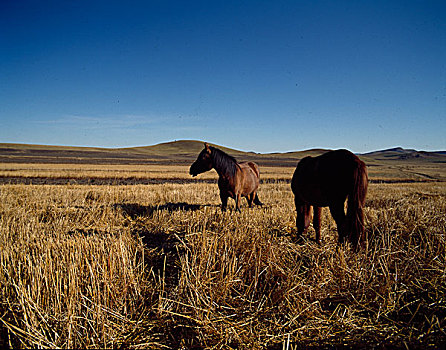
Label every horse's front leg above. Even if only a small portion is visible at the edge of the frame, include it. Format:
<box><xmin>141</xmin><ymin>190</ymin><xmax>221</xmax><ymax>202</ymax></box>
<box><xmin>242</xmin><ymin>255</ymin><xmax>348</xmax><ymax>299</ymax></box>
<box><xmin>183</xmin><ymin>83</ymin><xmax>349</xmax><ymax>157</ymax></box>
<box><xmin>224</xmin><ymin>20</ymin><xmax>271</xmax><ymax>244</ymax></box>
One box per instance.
<box><xmin>295</xmin><ymin>199</ymin><xmax>311</xmax><ymax>241</ymax></box>
<box><xmin>329</xmin><ymin>203</ymin><xmax>346</xmax><ymax>244</ymax></box>
<box><xmin>220</xmin><ymin>191</ymin><xmax>228</xmax><ymax>212</ymax></box>
<box><xmin>235</xmin><ymin>193</ymin><xmax>242</xmax><ymax>212</ymax></box>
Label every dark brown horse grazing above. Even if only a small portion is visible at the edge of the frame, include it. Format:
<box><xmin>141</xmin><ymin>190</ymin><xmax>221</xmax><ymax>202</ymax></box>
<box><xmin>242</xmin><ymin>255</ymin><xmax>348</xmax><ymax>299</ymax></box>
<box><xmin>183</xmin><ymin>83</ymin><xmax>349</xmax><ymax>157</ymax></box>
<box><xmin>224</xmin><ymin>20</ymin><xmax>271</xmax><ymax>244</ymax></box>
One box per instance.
<box><xmin>291</xmin><ymin>149</ymin><xmax>368</xmax><ymax>247</ymax></box>
<box><xmin>190</xmin><ymin>143</ymin><xmax>263</xmax><ymax>212</ymax></box>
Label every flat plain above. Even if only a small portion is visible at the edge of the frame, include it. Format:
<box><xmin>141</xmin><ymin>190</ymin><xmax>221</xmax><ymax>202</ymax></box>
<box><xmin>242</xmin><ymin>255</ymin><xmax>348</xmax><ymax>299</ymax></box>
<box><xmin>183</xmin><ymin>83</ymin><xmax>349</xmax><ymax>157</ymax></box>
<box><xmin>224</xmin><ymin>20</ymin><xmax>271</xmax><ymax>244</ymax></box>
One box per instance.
<box><xmin>0</xmin><ymin>141</ymin><xmax>445</xmax><ymax>349</ymax></box>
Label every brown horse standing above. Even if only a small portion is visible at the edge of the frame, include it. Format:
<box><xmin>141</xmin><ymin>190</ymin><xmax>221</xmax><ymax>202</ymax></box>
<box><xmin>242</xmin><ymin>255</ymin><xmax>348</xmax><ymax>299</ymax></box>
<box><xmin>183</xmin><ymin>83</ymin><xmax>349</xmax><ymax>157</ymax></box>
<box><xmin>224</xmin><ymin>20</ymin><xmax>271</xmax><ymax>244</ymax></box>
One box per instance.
<box><xmin>190</xmin><ymin>143</ymin><xmax>263</xmax><ymax>212</ymax></box>
<box><xmin>291</xmin><ymin>149</ymin><xmax>368</xmax><ymax>247</ymax></box>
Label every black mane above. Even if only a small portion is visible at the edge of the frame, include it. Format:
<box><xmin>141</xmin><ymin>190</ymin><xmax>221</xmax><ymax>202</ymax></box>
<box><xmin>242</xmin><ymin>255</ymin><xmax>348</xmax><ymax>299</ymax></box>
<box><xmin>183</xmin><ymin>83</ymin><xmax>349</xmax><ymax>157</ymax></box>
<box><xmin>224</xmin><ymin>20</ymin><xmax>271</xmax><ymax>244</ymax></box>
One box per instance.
<box><xmin>210</xmin><ymin>146</ymin><xmax>239</xmax><ymax>177</ymax></box>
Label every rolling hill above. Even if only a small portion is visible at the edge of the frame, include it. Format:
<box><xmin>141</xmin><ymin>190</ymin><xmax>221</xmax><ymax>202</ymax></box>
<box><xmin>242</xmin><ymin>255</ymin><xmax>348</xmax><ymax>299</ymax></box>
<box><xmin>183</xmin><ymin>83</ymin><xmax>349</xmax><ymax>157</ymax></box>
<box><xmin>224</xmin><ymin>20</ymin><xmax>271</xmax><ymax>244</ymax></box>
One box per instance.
<box><xmin>363</xmin><ymin>147</ymin><xmax>446</xmax><ymax>162</ymax></box>
<box><xmin>0</xmin><ymin>141</ymin><xmax>445</xmax><ymax>182</ymax></box>
<box><xmin>0</xmin><ymin>140</ymin><xmax>444</xmax><ymax>165</ymax></box>
<box><xmin>0</xmin><ymin>141</ymin><xmax>327</xmax><ymax>167</ymax></box>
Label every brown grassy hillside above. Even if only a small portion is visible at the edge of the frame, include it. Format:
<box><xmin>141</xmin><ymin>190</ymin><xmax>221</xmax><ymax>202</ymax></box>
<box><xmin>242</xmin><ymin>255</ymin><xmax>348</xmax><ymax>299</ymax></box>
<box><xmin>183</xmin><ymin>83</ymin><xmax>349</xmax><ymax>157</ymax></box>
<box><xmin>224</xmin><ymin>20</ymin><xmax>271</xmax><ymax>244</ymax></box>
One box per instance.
<box><xmin>0</xmin><ymin>141</ymin><xmax>445</xmax><ymax>182</ymax></box>
<box><xmin>0</xmin><ymin>141</ymin><xmax>319</xmax><ymax>167</ymax></box>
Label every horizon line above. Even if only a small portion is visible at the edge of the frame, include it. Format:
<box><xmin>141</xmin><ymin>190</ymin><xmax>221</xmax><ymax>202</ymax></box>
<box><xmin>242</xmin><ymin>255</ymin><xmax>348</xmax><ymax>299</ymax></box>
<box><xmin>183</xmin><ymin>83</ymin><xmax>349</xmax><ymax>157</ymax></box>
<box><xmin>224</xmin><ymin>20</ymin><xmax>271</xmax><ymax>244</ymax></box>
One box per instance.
<box><xmin>0</xmin><ymin>140</ymin><xmax>445</xmax><ymax>155</ymax></box>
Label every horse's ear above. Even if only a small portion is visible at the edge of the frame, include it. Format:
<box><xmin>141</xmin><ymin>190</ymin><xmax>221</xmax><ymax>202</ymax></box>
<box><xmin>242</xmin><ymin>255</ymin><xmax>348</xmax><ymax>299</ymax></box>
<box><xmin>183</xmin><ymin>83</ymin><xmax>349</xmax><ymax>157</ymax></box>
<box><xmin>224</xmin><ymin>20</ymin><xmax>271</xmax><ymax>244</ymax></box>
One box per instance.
<box><xmin>204</xmin><ymin>143</ymin><xmax>211</xmax><ymax>153</ymax></box>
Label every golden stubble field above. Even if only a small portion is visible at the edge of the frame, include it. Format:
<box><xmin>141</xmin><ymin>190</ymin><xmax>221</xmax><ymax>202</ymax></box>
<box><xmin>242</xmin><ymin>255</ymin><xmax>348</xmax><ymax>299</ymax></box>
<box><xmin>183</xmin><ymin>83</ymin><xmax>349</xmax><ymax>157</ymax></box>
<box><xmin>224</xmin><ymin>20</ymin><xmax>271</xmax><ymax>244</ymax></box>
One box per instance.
<box><xmin>0</xmin><ymin>163</ymin><xmax>445</xmax><ymax>349</ymax></box>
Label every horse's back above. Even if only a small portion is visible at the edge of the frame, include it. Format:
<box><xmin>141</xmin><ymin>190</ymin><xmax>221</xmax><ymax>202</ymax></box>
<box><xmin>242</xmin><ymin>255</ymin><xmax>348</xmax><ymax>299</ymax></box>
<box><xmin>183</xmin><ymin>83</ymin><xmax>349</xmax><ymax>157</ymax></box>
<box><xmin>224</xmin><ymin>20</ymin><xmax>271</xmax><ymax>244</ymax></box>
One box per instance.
<box><xmin>238</xmin><ymin>162</ymin><xmax>260</xmax><ymax>176</ymax></box>
<box><xmin>292</xmin><ymin>150</ymin><xmax>365</xmax><ymax>206</ymax></box>
<box><xmin>318</xmin><ymin>149</ymin><xmax>362</xmax><ymax>183</ymax></box>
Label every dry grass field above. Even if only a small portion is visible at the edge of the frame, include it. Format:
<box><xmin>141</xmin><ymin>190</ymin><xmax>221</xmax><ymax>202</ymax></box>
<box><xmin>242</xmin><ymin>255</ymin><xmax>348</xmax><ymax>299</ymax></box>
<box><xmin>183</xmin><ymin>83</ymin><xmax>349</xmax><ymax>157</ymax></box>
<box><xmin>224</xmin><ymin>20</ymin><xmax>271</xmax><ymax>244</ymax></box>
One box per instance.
<box><xmin>0</xmin><ymin>142</ymin><xmax>445</xmax><ymax>349</ymax></box>
<box><xmin>0</xmin><ymin>160</ymin><xmax>445</xmax><ymax>349</ymax></box>
<box><xmin>0</xmin><ymin>163</ymin><xmax>293</xmax><ymax>184</ymax></box>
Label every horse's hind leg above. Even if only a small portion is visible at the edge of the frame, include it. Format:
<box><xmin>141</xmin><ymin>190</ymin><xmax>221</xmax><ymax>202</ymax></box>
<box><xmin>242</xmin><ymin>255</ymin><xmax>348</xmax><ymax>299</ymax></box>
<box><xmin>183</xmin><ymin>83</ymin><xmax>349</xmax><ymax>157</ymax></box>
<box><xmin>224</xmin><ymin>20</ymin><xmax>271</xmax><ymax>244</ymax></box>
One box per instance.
<box><xmin>329</xmin><ymin>202</ymin><xmax>346</xmax><ymax>244</ymax></box>
<box><xmin>253</xmin><ymin>193</ymin><xmax>263</xmax><ymax>206</ymax></box>
<box><xmin>246</xmin><ymin>191</ymin><xmax>258</xmax><ymax>208</ymax></box>
<box><xmin>313</xmin><ymin>206</ymin><xmax>322</xmax><ymax>244</ymax></box>
<box><xmin>295</xmin><ymin>201</ymin><xmax>311</xmax><ymax>240</ymax></box>
<box><xmin>246</xmin><ymin>193</ymin><xmax>254</xmax><ymax>208</ymax></box>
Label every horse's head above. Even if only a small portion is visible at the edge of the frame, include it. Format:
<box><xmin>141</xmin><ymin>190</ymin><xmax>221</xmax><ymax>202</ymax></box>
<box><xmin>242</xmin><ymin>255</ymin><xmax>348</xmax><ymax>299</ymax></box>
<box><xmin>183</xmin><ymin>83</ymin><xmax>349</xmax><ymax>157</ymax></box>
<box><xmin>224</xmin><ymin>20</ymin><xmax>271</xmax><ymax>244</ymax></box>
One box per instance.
<box><xmin>189</xmin><ymin>143</ymin><xmax>214</xmax><ymax>176</ymax></box>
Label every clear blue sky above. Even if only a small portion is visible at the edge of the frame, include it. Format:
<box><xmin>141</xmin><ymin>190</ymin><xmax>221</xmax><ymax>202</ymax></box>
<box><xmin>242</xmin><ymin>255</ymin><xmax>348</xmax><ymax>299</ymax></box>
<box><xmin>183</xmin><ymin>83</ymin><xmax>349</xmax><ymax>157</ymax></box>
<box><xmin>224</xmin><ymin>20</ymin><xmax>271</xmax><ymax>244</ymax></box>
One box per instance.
<box><xmin>1</xmin><ymin>0</ymin><xmax>445</xmax><ymax>153</ymax></box>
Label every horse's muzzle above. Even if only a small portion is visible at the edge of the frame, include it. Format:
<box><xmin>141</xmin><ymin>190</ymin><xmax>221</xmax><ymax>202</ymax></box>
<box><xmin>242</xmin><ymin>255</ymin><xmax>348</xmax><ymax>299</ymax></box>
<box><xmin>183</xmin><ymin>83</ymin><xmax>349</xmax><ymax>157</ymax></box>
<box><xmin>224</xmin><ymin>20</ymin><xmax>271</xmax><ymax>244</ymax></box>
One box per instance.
<box><xmin>189</xmin><ymin>164</ymin><xmax>198</xmax><ymax>177</ymax></box>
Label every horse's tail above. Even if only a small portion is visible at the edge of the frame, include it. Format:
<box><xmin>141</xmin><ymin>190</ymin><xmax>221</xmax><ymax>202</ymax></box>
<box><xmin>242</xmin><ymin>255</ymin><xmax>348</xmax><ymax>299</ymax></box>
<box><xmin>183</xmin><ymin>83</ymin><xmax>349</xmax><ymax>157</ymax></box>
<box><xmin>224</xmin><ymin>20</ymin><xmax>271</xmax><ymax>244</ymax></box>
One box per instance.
<box><xmin>346</xmin><ymin>159</ymin><xmax>368</xmax><ymax>247</ymax></box>
<box><xmin>247</xmin><ymin>162</ymin><xmax>263</xmax><ymax>206</ymax></box>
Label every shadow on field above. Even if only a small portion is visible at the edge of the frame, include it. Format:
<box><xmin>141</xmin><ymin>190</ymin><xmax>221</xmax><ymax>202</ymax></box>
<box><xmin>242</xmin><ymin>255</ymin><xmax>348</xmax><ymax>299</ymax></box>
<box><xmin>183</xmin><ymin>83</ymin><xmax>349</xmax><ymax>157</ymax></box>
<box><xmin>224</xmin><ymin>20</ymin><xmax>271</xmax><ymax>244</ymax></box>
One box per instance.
<box><xmin>115</xmin><ymin>201</ymin><xmax>204</xmax><ymax>288</ymax></box>
<box><xmin>114</xmin><ymin>201</ymin><xmax>210</xmax><ymax>219</ymax></box>
<box><xmin>115</xmin><ymin>201</ymin><xmax>210</xmax><ymax>348</ymax></box>
<box><xmin>0</xmin><ymin>322</ymin><xmax>13</xmax><ymax>349</ymax></box>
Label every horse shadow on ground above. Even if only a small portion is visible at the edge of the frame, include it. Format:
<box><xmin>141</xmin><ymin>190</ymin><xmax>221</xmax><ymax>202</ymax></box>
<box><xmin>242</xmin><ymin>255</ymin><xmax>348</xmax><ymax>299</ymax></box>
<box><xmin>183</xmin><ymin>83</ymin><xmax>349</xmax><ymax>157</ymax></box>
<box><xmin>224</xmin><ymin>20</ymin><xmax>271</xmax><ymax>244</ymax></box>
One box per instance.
<box><xmin>113</xmin><ymin>201</ymin><xmax>212</xmax><ymax>220</ymax></box>
<box><xmin>113</xmin><ymin>201</ymin><xmax>214</xmax><ymax>252</ymax></box>
<box><xmin>114</xmin><ymin>201</ymin><xmax>212</xmax><ymax>347</ymax></box>
<box><xmin>113</xmin><ymin>201</ymin><xmax>216</xmax><ymax>272</ymax></box>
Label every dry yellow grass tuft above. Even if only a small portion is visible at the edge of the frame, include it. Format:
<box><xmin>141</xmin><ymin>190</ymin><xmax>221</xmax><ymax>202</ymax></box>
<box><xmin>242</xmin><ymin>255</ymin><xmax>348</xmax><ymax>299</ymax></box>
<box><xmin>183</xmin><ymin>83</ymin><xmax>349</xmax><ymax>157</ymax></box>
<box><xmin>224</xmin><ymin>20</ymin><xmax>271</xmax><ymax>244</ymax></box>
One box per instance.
<box><xmin>0</xmin><ymin>177</ymin><xmax>445</xmax><ymax>348</ymax></box>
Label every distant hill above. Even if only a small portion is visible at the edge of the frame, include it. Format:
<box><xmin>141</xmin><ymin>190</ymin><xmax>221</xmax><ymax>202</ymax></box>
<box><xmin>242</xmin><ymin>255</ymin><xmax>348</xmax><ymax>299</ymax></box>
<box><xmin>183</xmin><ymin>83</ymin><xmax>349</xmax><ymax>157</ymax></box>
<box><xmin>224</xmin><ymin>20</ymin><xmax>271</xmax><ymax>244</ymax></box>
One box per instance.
<box><xmin>0</xmin><ymin>141</ymin><xmax>327</xmax><ymax>166</ymax></box>
<box><xmin>123</xmin><ymin>140</ymin><xmax>249</xmax><ymax>157</ymax></box>
<box><xmin>0</xmin><ymin>141</ymin><xmax>445</xmax><ymax>182</ymax></box>
<box><xmin>0</xmin><ymin>140</ymin><xmax>444</xmax><ymax>167</ymax></box>
<box><xmin>363</xmin><ymin>147</ymin><xmax>446</xmax><ymax>162</ymax></box>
